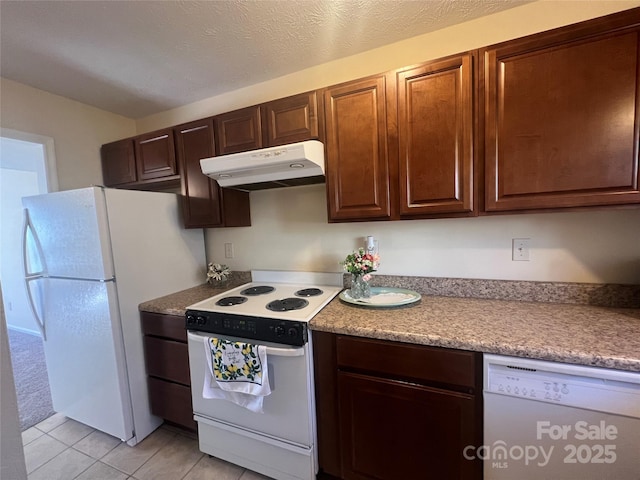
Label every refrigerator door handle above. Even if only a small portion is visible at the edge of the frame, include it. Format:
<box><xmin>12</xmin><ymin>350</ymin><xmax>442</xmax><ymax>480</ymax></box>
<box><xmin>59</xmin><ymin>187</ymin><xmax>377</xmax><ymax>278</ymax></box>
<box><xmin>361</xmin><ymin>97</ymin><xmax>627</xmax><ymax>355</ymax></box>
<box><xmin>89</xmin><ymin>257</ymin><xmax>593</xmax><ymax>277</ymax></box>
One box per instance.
<box><xmin>22</xmin><ymin>208</ymin><xmax>47</xmax><ymax>339</ymax></box>
<box><xmin>24</xmin><ymin>277</ymin><xmax>46</xmax><ymax>340</ymax></box>
<box><xmin>22</xmin><ymin>208</ymin><xmax>47</xmax><ymax>277</ymax></box>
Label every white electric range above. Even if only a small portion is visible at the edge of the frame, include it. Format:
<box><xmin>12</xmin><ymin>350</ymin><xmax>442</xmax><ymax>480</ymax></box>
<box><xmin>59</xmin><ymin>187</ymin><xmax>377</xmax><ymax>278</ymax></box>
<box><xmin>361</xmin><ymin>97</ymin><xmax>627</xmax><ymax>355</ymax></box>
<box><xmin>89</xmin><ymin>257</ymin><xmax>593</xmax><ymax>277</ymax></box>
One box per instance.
<box><xmin>185</xmin><ymin>270</ymin><xmax>343</xmax><ymax>480</ymax></box>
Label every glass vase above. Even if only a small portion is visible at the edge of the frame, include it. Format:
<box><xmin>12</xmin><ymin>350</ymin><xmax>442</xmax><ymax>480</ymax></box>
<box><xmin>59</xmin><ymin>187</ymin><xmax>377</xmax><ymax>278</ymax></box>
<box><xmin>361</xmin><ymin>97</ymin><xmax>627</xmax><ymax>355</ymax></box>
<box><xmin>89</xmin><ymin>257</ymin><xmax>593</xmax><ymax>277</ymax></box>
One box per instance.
<box><xmin>350</xmin><ymin>274</ymin><xmax>371</xmax><ymax>299</ymax></box>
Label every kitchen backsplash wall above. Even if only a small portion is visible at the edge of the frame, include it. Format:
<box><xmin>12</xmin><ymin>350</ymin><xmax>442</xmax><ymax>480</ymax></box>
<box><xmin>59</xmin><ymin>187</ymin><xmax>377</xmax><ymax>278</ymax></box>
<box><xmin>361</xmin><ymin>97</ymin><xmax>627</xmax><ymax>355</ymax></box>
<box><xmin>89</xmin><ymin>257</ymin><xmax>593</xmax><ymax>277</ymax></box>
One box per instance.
<box><xmin>206</xmin><ymin>185</ymin><xmax>640</xmax><ymax>285</ymax></box>
<box><xmin>363</xmin><ymin>275</ymin><xmax>640</xmax><ymax>308</ymax></box>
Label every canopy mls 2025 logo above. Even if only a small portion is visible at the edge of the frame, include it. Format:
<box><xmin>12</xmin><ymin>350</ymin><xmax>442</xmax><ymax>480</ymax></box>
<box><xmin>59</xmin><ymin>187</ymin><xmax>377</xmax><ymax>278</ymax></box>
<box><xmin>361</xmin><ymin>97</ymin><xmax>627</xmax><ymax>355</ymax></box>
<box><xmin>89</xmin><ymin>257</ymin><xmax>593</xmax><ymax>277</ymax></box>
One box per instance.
<box><xmin>464</xmin><ymin>420</ymin><xmax>619</xmax><ymax>470</ymax></box>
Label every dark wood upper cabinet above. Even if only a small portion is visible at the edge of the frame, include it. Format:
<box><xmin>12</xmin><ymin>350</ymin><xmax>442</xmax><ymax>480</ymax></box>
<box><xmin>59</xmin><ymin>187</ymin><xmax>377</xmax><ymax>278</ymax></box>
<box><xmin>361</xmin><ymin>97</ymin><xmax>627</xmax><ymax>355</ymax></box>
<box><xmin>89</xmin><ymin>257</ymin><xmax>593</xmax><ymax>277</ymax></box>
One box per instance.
<box><xmin>324</xmin><ymin>75</ymin><xmax>392</xmax><ymax>221</ymax></box>
<box><xmin>215</xmin><ymin>92</ymin><xmax>322</xmax><ymax>156</ymax></box>
<box><xmin>101</xmin><ymin>138</ymin><xmax>137</xmax><ymax>186</ymax></box>
<box><xmin>262</xmin><ymin>91</ymin><xmax>323</xmax><ymax>146</ymax></box>
<box><xmin>134</xmin><ymin>128</ymin><xmax>178</xmax><ymax>181</ymax></box>
<box><xmin>215</xmin><ymin>106</ymin><xmax>264</xmax><ymax>155</ymax></box>
<box><xmin>101</xmin><ymin>7</ymin><xmax>640</xmax><ymax>220</ymax></box>
<box><xmin>174</xmin><ymin>118</ymin><xmax>250</xmax><ymax>229</ymax></box>
<box><xmin>102</xmin><ymin>130</ymin><xmax>180</xmax><ymax>190</ymax></box>
<box><xmin>483</xmin><ymin>9</ymin><xmax>640</xmax><ymax>212</ymax></box>
<box><xmin>396</xmin><ymin>53</ymin><xmax>475</xmax><ymax>217</ymax></box>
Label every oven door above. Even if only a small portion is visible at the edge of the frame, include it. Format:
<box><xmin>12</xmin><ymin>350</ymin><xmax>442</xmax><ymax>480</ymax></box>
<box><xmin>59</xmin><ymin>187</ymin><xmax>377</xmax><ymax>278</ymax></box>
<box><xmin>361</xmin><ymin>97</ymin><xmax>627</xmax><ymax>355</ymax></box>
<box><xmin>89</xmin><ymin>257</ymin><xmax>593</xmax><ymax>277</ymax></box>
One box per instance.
<box><xmin>187</xmin><ymin>330</ymin><xmax>316</xmax><ymax>447</ymax></box>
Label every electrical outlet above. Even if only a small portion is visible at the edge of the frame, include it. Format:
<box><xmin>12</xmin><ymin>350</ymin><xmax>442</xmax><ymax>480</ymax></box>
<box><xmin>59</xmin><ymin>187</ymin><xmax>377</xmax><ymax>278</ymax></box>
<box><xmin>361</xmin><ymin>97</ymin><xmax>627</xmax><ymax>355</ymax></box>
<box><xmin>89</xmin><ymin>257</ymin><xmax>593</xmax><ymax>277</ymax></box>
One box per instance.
<box><xmin>512</xmin><ymin>238</ymin><xmax>530</xmax><ymax>261</ymax></box>
<box><xmin>224</xmin><ymin>243</ymin><xmax>234</xmax><ymax>259</ymax></box>
<box><xmin>365</xmin><ymin>236</ymin><xmax>379</xmax><ymax>256</ymax></box>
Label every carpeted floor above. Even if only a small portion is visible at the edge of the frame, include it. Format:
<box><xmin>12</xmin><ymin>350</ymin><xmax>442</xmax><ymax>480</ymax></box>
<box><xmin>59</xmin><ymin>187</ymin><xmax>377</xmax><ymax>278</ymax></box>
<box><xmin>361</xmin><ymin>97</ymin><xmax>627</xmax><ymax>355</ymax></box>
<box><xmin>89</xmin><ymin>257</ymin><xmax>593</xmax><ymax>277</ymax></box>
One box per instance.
<box><xmin>7</xmin><ymin>328</ymin><xmax>55</xmax><ymax>431</ymax></box>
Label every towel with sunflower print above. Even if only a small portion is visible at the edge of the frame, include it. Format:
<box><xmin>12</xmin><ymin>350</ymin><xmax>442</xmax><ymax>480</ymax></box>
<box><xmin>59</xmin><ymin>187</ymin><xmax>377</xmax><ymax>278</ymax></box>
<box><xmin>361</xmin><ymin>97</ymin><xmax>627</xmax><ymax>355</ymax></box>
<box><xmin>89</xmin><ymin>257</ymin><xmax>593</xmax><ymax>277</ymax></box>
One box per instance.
<box><xmin>202</xmin><ymin>337</ymin><xmax>271</xmax><ymax>413</ymax></box>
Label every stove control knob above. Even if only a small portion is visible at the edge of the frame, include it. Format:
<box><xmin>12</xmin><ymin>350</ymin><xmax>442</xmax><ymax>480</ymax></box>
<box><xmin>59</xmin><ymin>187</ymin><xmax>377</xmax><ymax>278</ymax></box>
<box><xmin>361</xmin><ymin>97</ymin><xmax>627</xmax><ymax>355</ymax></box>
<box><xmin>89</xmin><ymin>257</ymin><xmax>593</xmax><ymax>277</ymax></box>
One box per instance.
<box><xmin>275</xmin><ymin>326</ymin><xmax>285</xmax><ymax>337</ymax></box>
<box><xmin>186</xmin><ymin>314</ymin><xmax>196</xmax><ymax>325</ymax></box>
<box><xmin>287</xmin><ymin>327</ymin><xmax>298</xmax><ymax>338</ymax></box>
<box><xmin>196</xmin><ymin>316</ymin><xmax>207</xmax><ymax>326</ymax></box>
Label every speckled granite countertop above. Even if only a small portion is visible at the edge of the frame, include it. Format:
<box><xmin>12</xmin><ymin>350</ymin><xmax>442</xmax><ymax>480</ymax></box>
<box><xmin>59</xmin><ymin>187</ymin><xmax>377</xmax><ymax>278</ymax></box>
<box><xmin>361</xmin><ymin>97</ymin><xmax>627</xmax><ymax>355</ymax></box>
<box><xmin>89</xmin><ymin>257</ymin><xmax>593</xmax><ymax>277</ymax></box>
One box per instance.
<box><xmin>139</xmin><ymin>273</ymin><xmax>640</xmax><ymax>373</ymax></box>
<box><xmin>138</xmin><ymin>272</ymin><xmax>252</xmax><ymax>316</ymax></box>
<box><xmin>310</xmin><ymin>296</ymin><xmax>640</xmax><ymax>373</ymax></box>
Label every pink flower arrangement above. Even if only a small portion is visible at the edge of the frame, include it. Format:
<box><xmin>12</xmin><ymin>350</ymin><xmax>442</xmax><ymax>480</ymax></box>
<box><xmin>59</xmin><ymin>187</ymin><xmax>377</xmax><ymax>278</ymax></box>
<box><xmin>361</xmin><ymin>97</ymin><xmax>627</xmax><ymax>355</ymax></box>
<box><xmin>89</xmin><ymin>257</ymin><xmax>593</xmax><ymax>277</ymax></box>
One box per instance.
<box><xmin>341</xmin><ymin>248</ymin><xmax>380</xmax><ymax>281</ymax></box>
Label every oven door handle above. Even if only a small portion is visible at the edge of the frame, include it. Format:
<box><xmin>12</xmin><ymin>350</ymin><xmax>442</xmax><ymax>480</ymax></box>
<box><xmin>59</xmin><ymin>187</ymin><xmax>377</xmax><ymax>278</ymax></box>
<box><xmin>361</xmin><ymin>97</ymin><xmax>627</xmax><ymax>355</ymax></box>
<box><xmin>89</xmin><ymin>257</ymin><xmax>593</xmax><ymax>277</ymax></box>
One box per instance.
<box><xmin>264</xmin><ymin>345</ymin><xmax>304</xmax><ymax>357</ymax></box>
<box><xmin>188</xmin><ymin>331</ymin><xmax>305</xmax><ymax>357</ymax></box>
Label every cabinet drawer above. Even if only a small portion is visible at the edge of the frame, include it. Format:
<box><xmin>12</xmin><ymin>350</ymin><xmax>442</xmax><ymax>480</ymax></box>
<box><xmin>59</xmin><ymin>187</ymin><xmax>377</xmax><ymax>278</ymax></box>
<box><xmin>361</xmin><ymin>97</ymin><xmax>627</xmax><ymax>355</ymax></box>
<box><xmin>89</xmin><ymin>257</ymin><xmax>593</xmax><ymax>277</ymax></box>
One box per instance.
<box><xmin>147</xmin><ymin>377</ymin><xmax>196</xmax><ymax>431</ymax></box>
<box><xmin>140</xmin><ymin>311</ymin><xmax>186</xmax><ymax>342</ymax></box>
<box><xmin>336</xmin><ymin>335</ymin><xmax>479</xmax><ymax>391</ymax></box>
<box><xmin>143</xmin><ymin>336</ymin><xmax>191</xmax><ymax>385</ymax></box>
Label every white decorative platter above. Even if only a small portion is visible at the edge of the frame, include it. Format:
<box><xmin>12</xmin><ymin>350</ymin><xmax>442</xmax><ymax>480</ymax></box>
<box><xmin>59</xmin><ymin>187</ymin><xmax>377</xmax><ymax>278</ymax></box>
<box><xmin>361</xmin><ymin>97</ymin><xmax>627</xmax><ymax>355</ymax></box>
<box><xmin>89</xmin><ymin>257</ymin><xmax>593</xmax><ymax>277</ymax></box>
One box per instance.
<box><xmin>339</xmin><ymin>287</ymin><xmax>421</xmax><ymax>308</ymax></box>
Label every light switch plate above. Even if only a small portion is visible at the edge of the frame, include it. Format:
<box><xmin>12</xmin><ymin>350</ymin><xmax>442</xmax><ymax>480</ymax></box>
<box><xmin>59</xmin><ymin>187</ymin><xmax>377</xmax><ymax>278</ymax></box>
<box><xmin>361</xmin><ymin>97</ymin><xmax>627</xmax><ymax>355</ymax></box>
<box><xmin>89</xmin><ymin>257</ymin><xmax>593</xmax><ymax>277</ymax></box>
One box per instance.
<box><xmin>512</xmin><ymin>238</ymin><xmax>530</xmax><ymax>261</ymax></box>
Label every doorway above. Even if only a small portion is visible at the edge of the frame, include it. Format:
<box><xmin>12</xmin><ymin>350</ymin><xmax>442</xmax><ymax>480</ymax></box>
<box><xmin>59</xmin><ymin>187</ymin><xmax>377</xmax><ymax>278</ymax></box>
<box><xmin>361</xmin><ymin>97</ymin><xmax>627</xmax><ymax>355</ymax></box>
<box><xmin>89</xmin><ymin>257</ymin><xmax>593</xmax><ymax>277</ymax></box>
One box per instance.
<box><xmin>0</xmin><ymin>129</ymin><xmax>58</xmax><ymax>431</ymax></box>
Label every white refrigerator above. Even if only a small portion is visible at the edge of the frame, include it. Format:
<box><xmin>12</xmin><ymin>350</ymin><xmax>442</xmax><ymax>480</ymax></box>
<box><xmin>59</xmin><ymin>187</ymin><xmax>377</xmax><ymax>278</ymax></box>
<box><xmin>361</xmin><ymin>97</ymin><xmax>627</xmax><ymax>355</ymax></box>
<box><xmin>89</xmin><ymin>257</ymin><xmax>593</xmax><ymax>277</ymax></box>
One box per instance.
<box><xmin>21</xmin><ymin>186</ymin><xmax>206</xmax><ymax>446</ymax></box>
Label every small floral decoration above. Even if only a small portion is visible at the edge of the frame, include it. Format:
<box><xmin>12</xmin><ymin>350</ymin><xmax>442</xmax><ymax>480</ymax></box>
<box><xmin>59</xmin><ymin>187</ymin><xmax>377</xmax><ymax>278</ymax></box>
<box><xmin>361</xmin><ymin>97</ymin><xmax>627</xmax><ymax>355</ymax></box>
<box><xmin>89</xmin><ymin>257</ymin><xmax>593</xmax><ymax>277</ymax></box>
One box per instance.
<box><xmin>207</xmin><ymin>262</ymin><xmax>230</xmax><ymax>283</ymax></box>
<box><xmin>341</xmin><ymin>247</ymin><xmax>380</xmax><ymax>282</ymax></box>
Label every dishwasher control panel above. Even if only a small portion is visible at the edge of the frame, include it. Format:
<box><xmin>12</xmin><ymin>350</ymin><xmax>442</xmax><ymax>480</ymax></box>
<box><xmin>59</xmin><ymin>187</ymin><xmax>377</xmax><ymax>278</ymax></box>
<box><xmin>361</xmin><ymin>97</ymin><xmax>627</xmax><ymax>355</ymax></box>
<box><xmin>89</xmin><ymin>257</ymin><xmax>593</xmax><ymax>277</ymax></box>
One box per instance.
<box><xmin>484</xmin><ymin>354</ymin><xmax>640</xmax><ymax>418</ymax></box>
<box><xmin>488</xmin><ymin>368</ymin><xmax>573</xmax><ymax>402</ymax></box>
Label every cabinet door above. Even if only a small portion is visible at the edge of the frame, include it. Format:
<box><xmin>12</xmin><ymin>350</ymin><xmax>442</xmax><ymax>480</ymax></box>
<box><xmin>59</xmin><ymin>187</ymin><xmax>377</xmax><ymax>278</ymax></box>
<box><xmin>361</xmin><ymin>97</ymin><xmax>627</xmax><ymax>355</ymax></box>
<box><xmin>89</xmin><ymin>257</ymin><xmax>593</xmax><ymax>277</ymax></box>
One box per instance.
<box><xmin>397</xmin><ymin>53</ymin><xmax>475</xmax><ymax>216</ymax></box>
<box><xmin>134</xmin><ymin>129</ymin><xmax>178</xmax><ymax>181</ymax></box>
<box><xmin>175</xmin><ymin>119</ymin><xmax>252</xmax><ymax>228</ymax></box>
<box><xmin>262</xmin><ymin>91</ymin><xmax>323</xmax><ymax>146</ymax></box>
<box><xmin>101</xmin><ymin>138</ymin><xmax>136</xmax><ymax>186</ymax></box>
<box><xmin>313</xmin><ymin>331</ymin><xmax>343</xmax><ymax>477</ymax></box>
<box><xmin>215</xmin><ymin>105</ymin><xmax>263</xmax><ymax>155</ymax></box>
<box><xmin>338</xmin><ymin>372</ymin><xmax>480</xmax><ymax>480</ymax></box>
<box><xmin>324</xmin><ymin>75</ymin><xmax>391</xmax><ymax>221</ymax></box>
<box><xmin>484</xmin><ymin>13</ymin><xmax>640</xmax><ymax>211</ymax></box>
<box><xmin>175</xmin><ymin>119</ymin><xmax>224</xmax><ymax>228</ymax></box>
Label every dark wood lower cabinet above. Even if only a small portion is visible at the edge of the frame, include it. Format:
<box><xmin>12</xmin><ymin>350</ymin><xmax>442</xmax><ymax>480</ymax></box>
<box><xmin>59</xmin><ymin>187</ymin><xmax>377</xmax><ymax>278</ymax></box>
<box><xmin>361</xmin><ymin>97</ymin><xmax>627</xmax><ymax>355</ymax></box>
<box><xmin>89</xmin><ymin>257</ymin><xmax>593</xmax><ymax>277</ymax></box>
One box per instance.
<box><xmin>339</xmin><ymin>372</ymin><xmax>478</xmax><ymax>479</ymax></box>
<box><xmin>147</xmin><ymin>376</ymin><xmax>195</xmax><ymax>430</ymax></box>
<box><xmin>140</xmin><ymin>311</ymin><xmax>196</xmax><ymax>431</ymax></box>
<box><xmin>313</xmin><ymin>332</ymin><xmax>483</xmax><ymax>480</ymax></box>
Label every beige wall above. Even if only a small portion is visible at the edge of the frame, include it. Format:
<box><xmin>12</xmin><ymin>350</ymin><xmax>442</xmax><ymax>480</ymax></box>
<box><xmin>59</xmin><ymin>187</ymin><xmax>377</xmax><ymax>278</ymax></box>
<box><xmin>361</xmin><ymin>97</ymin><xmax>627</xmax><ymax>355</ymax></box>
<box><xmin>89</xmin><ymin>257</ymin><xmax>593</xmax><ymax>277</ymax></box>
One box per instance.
<box><xmin>137</xmin><ymin>0</ymin><xmax>640</xmax><ymax>285</ymax></box>
<box><xmin>2</xmin><ymin>2</ymin><xmax>639</xmax><ymax>285</ymax></box>
<box><xmin>136</xmin><ymin>0</ymin><xmax>640</xmax><ymax>132</ymax></box>
<box><xmin>0</xmin><ymin>286</ymin><xmax>27</xmax><ymax>480</ymax></box>
<box><xmin>0</xmin><ymin>78</ymin><xmax>135</xmax><ymax>191</ymax></box>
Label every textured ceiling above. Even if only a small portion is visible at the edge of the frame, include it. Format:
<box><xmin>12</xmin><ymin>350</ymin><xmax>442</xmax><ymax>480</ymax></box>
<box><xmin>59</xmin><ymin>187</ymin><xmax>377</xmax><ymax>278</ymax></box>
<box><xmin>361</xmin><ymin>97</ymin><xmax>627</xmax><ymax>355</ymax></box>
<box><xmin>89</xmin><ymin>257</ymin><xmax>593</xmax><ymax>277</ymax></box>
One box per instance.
<box><xmin>0</xmin><ymin>0</ymin><xmax>530</xmax><ymax>119</ymax></box>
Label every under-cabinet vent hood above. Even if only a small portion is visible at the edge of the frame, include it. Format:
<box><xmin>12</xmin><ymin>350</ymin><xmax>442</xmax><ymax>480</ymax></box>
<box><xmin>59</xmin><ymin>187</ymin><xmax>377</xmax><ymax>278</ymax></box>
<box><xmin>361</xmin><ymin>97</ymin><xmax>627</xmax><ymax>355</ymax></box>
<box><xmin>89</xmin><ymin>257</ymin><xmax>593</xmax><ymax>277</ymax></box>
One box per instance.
<box><xmin>200</xmin><ymin>140</ymin><xmax>325</xmax><ymax>190</ymax></box>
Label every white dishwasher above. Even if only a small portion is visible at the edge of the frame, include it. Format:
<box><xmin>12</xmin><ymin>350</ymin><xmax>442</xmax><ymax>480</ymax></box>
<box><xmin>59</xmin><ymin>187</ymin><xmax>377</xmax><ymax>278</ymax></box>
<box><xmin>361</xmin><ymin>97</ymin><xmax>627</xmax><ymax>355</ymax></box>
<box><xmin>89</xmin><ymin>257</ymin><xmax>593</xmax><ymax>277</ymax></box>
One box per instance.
<box><xmin>482</xmin><ymin>354</ymin><xmax>640</xmax><ymax>480</ymax></box>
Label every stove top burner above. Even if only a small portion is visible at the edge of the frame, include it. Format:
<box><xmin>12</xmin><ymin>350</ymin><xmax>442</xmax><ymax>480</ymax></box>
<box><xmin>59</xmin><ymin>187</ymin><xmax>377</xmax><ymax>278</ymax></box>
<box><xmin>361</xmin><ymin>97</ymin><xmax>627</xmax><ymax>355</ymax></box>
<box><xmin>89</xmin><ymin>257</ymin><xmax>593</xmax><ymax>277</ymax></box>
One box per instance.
<box><xmin>215</xmin><ymin>296</ymin><xmax>248</xmax><ymax>307</ymax></box>
<box><xmin>240</xmin><ymin>285</ymin><xmax>275</xmax><ymax>296</ymax></box>
<box><xmin>295</xmin><ymin>288</ymin><xmax>324</xmax><ymax>297</ymax></box>
<box><xmin>266</xmin><ymin>297</ymin><xmax>309</xmax><ymax>312</ymax></box>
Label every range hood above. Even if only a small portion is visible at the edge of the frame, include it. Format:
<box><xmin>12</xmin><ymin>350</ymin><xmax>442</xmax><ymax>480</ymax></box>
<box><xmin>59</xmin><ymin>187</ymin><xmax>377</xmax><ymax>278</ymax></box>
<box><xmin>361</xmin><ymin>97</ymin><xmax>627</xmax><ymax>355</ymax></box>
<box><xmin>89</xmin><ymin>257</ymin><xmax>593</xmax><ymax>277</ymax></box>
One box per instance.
<box><xmin>200</xmin><ymin>140</ymin><xmax>325</xmax><ymax>190</ymax></box>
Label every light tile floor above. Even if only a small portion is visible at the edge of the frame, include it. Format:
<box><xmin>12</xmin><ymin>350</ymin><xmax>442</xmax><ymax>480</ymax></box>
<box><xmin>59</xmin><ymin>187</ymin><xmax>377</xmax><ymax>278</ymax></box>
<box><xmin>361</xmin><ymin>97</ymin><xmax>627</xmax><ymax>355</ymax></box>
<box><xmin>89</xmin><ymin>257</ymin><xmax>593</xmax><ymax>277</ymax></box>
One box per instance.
<box><xmin>22</xmin><ymin>413</ymin><xmax>272</xmax><ymax>480</ymax></box>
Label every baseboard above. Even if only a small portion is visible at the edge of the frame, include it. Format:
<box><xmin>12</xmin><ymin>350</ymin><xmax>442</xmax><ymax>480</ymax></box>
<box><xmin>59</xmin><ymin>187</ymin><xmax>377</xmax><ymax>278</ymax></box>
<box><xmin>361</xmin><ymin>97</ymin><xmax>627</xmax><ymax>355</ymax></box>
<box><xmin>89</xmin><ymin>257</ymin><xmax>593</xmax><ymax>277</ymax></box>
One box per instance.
<box><xmin>7</xmin><ymin>325</ymin><xmax>41</xmax><ymax>337</ymax></box>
